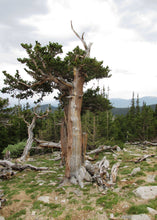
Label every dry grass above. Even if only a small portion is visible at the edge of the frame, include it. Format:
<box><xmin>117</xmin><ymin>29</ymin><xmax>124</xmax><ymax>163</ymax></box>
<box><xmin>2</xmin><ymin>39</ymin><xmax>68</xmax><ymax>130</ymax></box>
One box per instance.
<box><xmin>0</xmin><ymin>144</ymin><xmax>157</xmax><ymax>220</ymax></box>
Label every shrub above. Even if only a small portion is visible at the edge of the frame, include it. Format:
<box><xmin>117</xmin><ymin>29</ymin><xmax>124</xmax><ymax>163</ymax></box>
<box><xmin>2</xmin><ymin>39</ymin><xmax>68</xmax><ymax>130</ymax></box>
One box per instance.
<box><xmin>2</xmin><ymin>140</ymin><xmax>26</xmax><ymax>158</ymax></box>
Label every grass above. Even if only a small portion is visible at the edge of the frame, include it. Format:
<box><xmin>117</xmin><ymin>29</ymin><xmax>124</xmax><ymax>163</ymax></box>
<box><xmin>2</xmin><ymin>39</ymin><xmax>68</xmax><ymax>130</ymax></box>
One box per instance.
<box><xmin>127</xmin><ymin>204</ymin><xmax>148</xmax><ymax>214</ymax></box>
<box><xmin>6</xmin><ymin>209</ymin><xmax>26</xmax><ymax>220</ymax></box>
<box><xmin>96</xmin><ymin>191</ymin><xmax>119</xmax><ymax>209</ymax></box>
<box><xmin>0</xmin><ymin>144</ymin><xmax>156</xmax><ymax>219</ymax></box>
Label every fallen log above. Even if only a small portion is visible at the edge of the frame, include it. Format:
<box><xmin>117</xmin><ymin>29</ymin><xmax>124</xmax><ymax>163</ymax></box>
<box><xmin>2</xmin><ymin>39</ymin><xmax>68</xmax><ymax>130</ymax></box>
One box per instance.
<box><xmin>143</xmin><ymin>141</ymin><xmax>157</xmax><ymax>146</ymax></box>
<box><xmin>0</xmin><ymin>159</ymin><xmax>48</xmax><ymax>179</ymax></box>
<box><xmin>34</xmin><ymin>138</ymin><xmax>61</xmax><ymax>149</ymax></box>
<box><xmin>86</xmin><ymin>145</ymin><xmax>119</xmax><ymax>155</ymax></box>
<box><xmin>127</xmin><ymin>154</ymin><xmax>155</xmax><ymax>163</ymax></box>
<box><xmin>134</xmin><ymin>154</ymin><xmax>155</xmax><ymax>163</ymax></box>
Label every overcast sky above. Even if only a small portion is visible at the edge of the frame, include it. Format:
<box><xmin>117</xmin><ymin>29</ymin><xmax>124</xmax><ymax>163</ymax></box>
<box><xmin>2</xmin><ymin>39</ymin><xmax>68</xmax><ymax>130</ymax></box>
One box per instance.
<box><xmin>0</xmin><ymin>0</ymin><xmax>157</xmax><ymax>106</ymax></box>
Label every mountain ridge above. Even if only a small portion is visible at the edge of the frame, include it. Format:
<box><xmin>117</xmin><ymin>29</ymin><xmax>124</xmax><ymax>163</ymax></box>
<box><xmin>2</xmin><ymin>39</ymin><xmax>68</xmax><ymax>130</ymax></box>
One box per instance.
<box><xmin>110</xmin><ymin>96</ymin><xmax>157</xmax><ymax>108</ymax></box>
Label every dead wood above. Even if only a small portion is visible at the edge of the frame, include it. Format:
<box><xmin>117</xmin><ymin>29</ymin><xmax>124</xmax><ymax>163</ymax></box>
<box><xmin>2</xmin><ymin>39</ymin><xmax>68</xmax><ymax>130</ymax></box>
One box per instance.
<box><xmin>127</xmin><ymin>141</ymin><xmax>157</xmax><ymax>146</ymax></box>
<box><xmin>0</xmin><ymin>167</ymin><xmax>15</xmax><ymax>179</ymax></box>
<box><xmin>34</xmin><ymin>138</ymin><xmax>61</xmax><ymax>149</ymax></box>
<box><xmin>143</xmin><ymin>141</ymin><xmax>157</xmax><ymax>146</ymax></box>
<box><xmin>85</xmin><ymin>156</ymin><xmax>120</xmax><ymax>188</ymax></box>
<box><xmin>0</xmin><ymin>190</ymin><xmax>6</xmax><ymax>208</ymax></box>
<box><xmin>127</xmin><ymin>154</ymin><xmax>155</xmax><ymax>163</ymax></box>
<box><xmin>0</xmin><ymin>160</ymin><xmax>48</xmax><ymax>179</ymax></box>
<box><xmin>86</xmin><ymin>145</ymin><xmax>118</xmax><ymax>155</ymax></box>
<box><xmin>134</xmin><ymin>154</ymin><xmax>155</xmax><ymax>163</ymax></box>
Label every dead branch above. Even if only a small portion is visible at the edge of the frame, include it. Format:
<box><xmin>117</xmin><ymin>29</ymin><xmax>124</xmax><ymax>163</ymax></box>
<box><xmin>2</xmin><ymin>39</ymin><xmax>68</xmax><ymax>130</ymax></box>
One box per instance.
<box><xmin>85</xmin><ymin>156</ymin><xmax>120</xmax><ymax>188</ymax></box>
<box><xmin>134</xmin><ymin>154</ymin><xmax>155</xmax><ymax>163</ymax></box>
<box><xmin>127</xmin><ymin>154</ymin><xmax>155</xmax><ymax>163</ymax></box>
<box><xmin>143</xmin><ymin>141</ymin><xmax>157</xmax><ymax>146</ymax></box>
<box><xmin>71</xmin><ymin>21</ymin><xmax>92</xmax><ymax>57</ymax></box>
<box><xmin>86</xmin><ymin>145</ymin><xmax>118</xmax><ymax>155</ymax></box>
<box><xmin>0</xmin><ymin>160</ymin><xmax>48</xmax><ymax>171</ymax></box>
<box><xmin>34</xmin><ymin>138</ymin><xmax>61</xmax><ymax>149</ymax></box>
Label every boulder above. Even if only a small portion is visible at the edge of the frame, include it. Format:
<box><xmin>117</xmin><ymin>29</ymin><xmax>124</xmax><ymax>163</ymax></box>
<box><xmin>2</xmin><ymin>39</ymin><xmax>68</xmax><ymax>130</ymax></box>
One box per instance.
<box><xmin>133</xmin><ymin>186</ymin><xmax>157</xmax><ymax>200</ymax></box>
<box><xmin>37</xmin><ymin>196</ymin><xmax>50</xmax><ymax>203</ymax></box>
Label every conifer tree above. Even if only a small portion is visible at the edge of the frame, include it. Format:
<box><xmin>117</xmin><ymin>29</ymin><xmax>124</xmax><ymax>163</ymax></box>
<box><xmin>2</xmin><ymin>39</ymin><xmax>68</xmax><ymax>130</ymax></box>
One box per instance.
<box><xmin>1</xmin><ymin>23</ymin><xmax>110</xmax><ymax>186</ymax></box>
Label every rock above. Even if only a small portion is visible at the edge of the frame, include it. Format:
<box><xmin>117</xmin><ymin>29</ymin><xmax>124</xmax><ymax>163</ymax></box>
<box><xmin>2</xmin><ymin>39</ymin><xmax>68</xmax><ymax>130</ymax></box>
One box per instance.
<box><xmin>116</xmin><ymin>146</ymin><xmax>121</xmax><ymax>152</ymax></box>
<box><xmin>31</xmin><ymin>211</ymin><xmax>36</xmax><ymax>216</ymax></box>
<box><xmin>61</xmin><ymin>199</ymin><xmax>66</xmax><ymax>203</ymax></box>
<box><xmin>96</xmin><ymin>212</ymin><xmax>108</xmax><ymax>220</ymax></box>
<box><xmin>121</xmin><ymin>214</ymin><xmax>150</xmax><ymax>220</ymax></box>
<box><xmin>73</xmin><ymin>189</ymin><xmax>83</xmax><ymax>197</ymax></box>
<box><xmin>147</xmin><ymin>207</ymin><xmax>157</xmax><ymax>215</ymax></box>
<box><xmin>37</xmin><ymin>196</ymin><xmax>50</xmax><ymax>203</ymax></box>
<box><xmin>146</xmin><ymin>174</ymin><xmax>156</xmax><ymax>183</ymax></box>
<box><xmin>130</xmin><ymin>214</ymin><xmax>150</xmax><ymax>220</ymax></box>
<box><xmin>113</xmin><ymin>187</ymin><xmax>120</xmax><ymax>193</ymax></box>
<box><xmin>110</xmin><ymin>213</ymin><xmax>114</xmax><ymax>219</ymax></box>
<box><xmin>0</xmin><ymin>216</ymin><xmax>5</xmax><ymax>220</ymax></box>
<box><xmin>130</xmin><ymin>167</ymin><xmax>141</xmax><ymax>176</ymax></box>
<box><xmin>133</xmin><ymin>186</ymin><xmax>157</xmax><ymax>200</ymax></box>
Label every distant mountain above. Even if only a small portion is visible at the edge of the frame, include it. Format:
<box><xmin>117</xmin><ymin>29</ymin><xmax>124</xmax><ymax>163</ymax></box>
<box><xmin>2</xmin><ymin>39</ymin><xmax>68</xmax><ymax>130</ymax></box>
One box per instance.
<box><xmin>110</xmin><ymin>96</ymin><xmax>157</xmax><ymax>108</ymax></box>
<box><xmin>36</xmin><ymin>104</ymin><xmax>57</xmax><ymax>113</ymax></box>
<box><xmin>111</xmin><ymin>104</ymin><xmax>157</xmax><ymax>116</ymax></box>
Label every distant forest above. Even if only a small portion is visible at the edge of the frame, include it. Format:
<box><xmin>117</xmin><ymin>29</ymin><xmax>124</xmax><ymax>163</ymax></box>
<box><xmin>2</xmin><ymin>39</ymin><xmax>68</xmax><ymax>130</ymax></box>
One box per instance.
<box><xmin>1</xmin><ymin>93</ymin><xmax>157</xmax><ymax>158</ymax></box>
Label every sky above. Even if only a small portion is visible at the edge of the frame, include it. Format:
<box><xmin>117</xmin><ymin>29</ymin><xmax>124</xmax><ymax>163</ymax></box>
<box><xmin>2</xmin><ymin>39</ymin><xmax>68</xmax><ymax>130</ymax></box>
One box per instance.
<box><xmin>0</xmin><ymin>0</ymin><xmax>157</xmax><ymax>106</ymax></box>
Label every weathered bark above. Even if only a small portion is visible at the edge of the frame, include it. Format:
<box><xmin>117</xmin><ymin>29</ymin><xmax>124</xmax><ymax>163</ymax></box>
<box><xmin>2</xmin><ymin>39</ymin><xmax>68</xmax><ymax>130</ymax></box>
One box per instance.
<box><xmin>60</xmin><ymin>118</ymin><xmax>68</xmax><ymax>165</ymax></box>
<box><xmin>34</xmin><ymin>138</ymin><xmax>61</xmax><ymax>149</ymax></box>
<box><xmin>143</xmin><ymin>141</ymin><xmax>157</xmax><ymax>146</ymax></box>
<box><xmin>135</xmin><ymin>154</ymin><xmax>155</xmax><ymax>163</ymax></box>
<box><xmin>0</xmin><ymin>160</ymin><xmax>48</xmax><ymax>179</ymax></box>
<box><xmin>20</xmin><ymin>115</ymin><xmax>37</xmax><ymax>161</ymax></box>
<box><xmin>65</xmin><ymin>67</ymin><xmax>84</xmax><ymax>179</ymax></box>
<box><xmin>0</xmin><ymin>190</ymin><xmax>6</xmax><ymax>208</ymax></box>
<box><xmin>86</xmin><ymin>145</ymin><xmax>118</xmax><ymax>155</ymax></box>
<box><xmin>19</xmin><ymin>109</ymin><xmax>49</xmax><ymax>162</ymax></box>
<box><xmin>85</xmin><ymin>156</ymin><xmax>120</xmax><ymax>188</ymax></box>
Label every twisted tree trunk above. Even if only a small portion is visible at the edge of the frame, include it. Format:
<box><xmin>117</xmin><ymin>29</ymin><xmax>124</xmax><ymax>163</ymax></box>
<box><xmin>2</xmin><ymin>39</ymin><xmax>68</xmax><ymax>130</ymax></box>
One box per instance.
<box><xmin>20</xmin><ymin>115</ymin><xmax>37</xmax><ymax>161</ymax></box>
<box><xmin>64</xmin><ymin>68</ymin><xmax>91</xmax><ymax>186</ymax></box>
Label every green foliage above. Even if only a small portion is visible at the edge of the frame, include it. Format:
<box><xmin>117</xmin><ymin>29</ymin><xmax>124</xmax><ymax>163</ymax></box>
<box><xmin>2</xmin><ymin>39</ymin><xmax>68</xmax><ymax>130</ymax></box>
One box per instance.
<box><xmin>127</xmin><ymin>204</ymin><xmax>148</xmax><ymax>214</ymax></box>
<box><xmin>96</xmin><ymin>191</ymin><xmax>119</xmax><ymax>209</ymax></box>
<box><xmin>2</xmin><ymin>140</ymin><xmax>26</xmax><ymax>158</ymax></box>
<box><xmin>82</xmin><ymin>87</ymin><xmax>112</xmax><ymax>113</ymax></box>
<box><xmin>7</xmin><ymin>209</ymin><xmax>26</xmax><ymax>220</ymax></box>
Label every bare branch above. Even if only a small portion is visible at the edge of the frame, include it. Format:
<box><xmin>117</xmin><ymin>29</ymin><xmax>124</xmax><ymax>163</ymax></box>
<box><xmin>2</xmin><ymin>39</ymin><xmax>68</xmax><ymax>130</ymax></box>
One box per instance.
<box><xmin>71</xmin><ymin>21</ymin><xmax>93</xmax><ymax>57</ymax></box>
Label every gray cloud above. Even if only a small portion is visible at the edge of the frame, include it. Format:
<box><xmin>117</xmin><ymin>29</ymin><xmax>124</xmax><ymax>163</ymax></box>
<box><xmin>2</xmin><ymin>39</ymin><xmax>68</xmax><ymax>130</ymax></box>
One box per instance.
<box><xmin>0</xmin><ymin>0</ymin><xmax>49</xmax><ymax>58</ymax></box>
<box><xmin>0</xmin><ymin>0</ymin><xmax>48</xmax><ymax>24</ymax></box>
<box><xmin>113</xmin><ymin>0</ymin><xmax>157</xmax><ymax>42</ymax></box>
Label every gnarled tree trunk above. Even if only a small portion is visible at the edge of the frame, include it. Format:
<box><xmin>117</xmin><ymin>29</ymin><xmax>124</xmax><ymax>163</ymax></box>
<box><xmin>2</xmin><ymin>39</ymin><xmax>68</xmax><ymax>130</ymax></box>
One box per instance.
<box><xmin>20</xmin><ymin>115</ymin><xmax>37</xmax><ymax>161</ymax></box>
<box><xmin>65</xmin><ymin>67</ymin><xmax>84</xmax><ymax>179</ymax></box>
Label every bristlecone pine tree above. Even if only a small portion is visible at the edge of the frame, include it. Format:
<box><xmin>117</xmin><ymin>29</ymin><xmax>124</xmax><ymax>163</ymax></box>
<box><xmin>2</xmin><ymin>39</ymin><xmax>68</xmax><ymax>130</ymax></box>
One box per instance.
<box><xmin>1</xmin><ymin>22</ymin><xmax>110</xmax><ymax>187</ymax></box>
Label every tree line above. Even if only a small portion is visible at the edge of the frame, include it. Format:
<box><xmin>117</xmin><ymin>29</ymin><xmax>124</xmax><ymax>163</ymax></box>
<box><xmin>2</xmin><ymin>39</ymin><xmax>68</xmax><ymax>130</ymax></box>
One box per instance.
<box><xmin>1</xmin><ymin>92</ymin><xmax>157</xmax><ymax>158</ymax></box>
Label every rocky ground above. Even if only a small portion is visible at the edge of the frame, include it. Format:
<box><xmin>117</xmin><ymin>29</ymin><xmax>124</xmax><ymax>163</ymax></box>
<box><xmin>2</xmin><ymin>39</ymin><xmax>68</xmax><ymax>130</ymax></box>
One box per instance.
<box><xmin>0</xmin><ymin>143</ymin><xmax>157</xmax><ymax>220</ymax></box>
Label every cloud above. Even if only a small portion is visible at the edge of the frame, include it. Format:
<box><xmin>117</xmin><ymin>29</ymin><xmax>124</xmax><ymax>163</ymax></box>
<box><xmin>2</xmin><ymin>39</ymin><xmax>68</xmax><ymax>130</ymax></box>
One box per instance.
<box><xmin>0</xmin><ymin>0</ymin><xmax>49</xmax><ymax>54</ymax></box>
<box><xmin>113</xmin><ymin>0</ymin><xmax>157</xmax><ymax>41</ymax></box>
<box><xmin>1</xmin><ymin>0</ymin><xmax>157</xmax><ymax>101</ymax></box>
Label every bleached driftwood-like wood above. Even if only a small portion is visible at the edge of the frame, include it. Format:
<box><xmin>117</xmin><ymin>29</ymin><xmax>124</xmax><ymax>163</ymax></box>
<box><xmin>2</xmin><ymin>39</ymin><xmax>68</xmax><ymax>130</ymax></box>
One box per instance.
<box><xmin>127</xmin><ymin>154</ymin><xmax>155</xmax><ymax>163</ymax></box>
<box><xmin>134</xmin><ymin>154</ymin><xmax>155</xmax><ymax>163</ymax></box>
<box><xmin>85</xmin><ymin>156</ymin><xmax>120</xmax><ymax>188</ymax></box>
<box><xmin>0</xmin><ymin>160</ymin><xmax>48</xmax><ymax>172</ymax></box>
<box><xmin>86</xmin><ymin>145</ymin><xmax>118</xmax><ymax>155</ymax></box>
<box><xmin>143</xmin><ymin>141</ymin><xmax>157</xmax><ymax>146</ymax></box>
<box><xmin>34</xmin><ymin>138</ymin><xmax>61</xmax><ymax>149</ymax></box>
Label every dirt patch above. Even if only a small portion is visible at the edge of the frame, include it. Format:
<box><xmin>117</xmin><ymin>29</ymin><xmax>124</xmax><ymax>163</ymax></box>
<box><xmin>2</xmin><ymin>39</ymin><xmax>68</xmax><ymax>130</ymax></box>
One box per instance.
<box><xmin>0</xmin><ymin>191</ymin><xmax>31</xmax><ymax>218</ymax></box>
